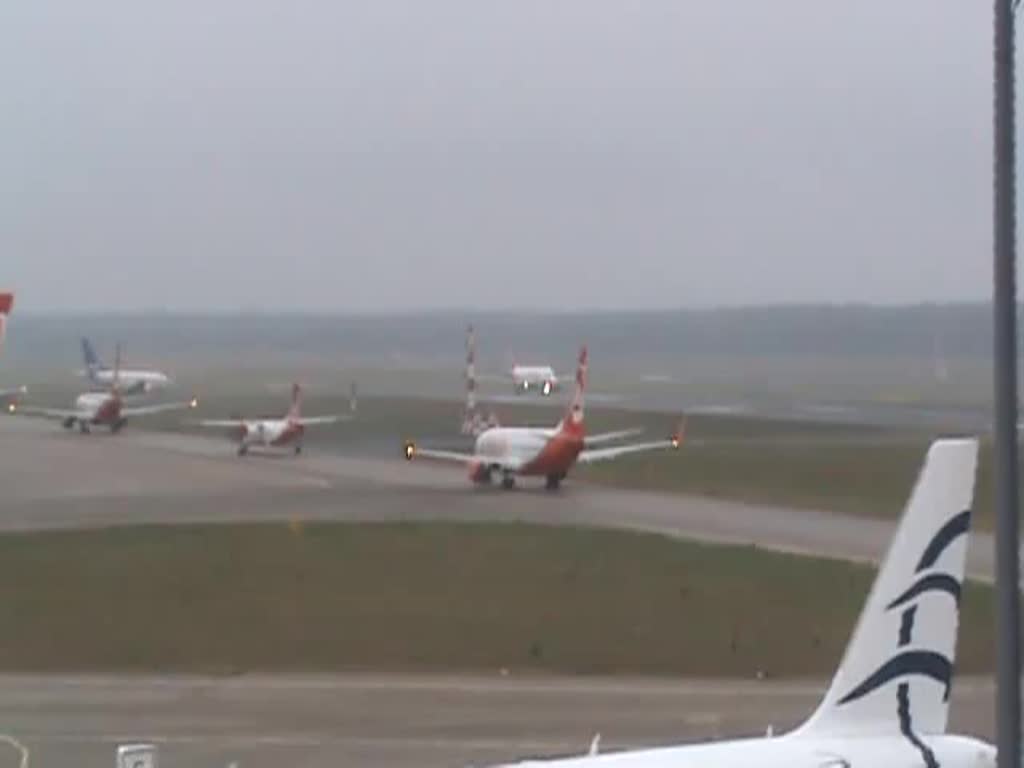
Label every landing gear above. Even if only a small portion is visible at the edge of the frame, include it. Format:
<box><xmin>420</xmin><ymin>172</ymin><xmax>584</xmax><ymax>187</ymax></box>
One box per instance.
<box><xmin>545</xmin><ymin>474</ymin><xmax>564</xmax><ymax>491</ymax></box>
<box><xmin>62</xmin><ymin>417</ymin><xmax>75</xmax><ymax>430</ymax></box>
<box><xmin>294</xmin><ymin>442</ymin><xmax>303</xmax><ymax>455</ymax></box>
<box><xmin>78</xmin><ymin>421</ymin><xmax>91</xmax><ymax>434</ymax></box>
<box><xmin>501</xmin><ymin>471</ymin><xmax>516</xmax><ymax>490</ymax></box>
<box><xmin>237</xmin><ymin>444</ymin><xmax>249</xmax><ymax>457</ymax></box>
<box><xmin>110</xmin><ymin>418</ymin><xmax>126</xmax><ymax>434</ymax></box>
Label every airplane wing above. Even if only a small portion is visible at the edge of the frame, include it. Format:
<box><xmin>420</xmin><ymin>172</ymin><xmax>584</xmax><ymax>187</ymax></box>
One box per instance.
<box><xmin>121</xmin><ymin>400</ymin><xmax>197</xmax><ymax>418</ymax></box>
<box><xmin>577</xmin><ymin>437</ymin><xmax>680</xmax><ymax>464</ymax></box>
<box><xmin>578</xmin><ymin>417</ymin><xmax>685</xmax><ymax>464</ymax></box>
<box><xmin>13</xmin><ymin>405</ymin><xmax>82</xmax><ymax>420</ymax></box>
<box><xmin>195</xmin><ymin>418</ymin><xmax>247</xmax><ymax>428</ymax></box>
<box><xmin>584</xmin><ymin>427</ymin><xmax>645</xmax><ymax>446</ymax></box>
<box><xmin>403</xmin><ymin>442</ymin><xmax>524</xmax><ymax>471</ymax></box>
<box><xmin>296</xmin><ymin>414</ymin><xmax>352</xmax><ymax>426</ymax></box>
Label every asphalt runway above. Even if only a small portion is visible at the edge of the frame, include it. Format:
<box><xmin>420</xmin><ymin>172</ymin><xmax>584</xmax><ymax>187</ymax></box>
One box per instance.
<box><xmin>0</xmin><ymin>415</ymin><xmax>999</xmax><ymax>580</ymax></box>
<box><xmin>0</xmin><ymin>673</ymin><xmax>995</xmax><ymax>768</ymax></box>
<box><xmin>0</xmin><ymin>416</ymin><xmax>996</xmax><ymax>582</ymax></box>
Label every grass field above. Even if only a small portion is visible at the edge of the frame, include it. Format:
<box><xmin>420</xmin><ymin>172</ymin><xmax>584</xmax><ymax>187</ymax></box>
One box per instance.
<box><xmin>0</xmin><ymin>522</ymin><xmax>995</xmax><ymax>677</ymax></box>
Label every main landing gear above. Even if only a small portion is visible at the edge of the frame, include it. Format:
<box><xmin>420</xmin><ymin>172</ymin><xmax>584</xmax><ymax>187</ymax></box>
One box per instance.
<box><xmin>294</xmin><ymin>442</ymin><xmax>303</xmax><ymax>455</ymax></box>
<box><xmin>545</xmin><ymin>474</ymin><xmax>564</xmax><ymax>491</ymax></box>
<box><xmin>110</xmin><ymin>418</ymin><xmax>126</xmax><ymax>434</ymax></box>
<box><xmin>501</xmin><ymin>471</ymin><xmax>516</xmax><ymax>490</ymax></box>
<box><xmin>237</xmin><ymin>443</ymin><xmax>249</xmax><ymax>457</ymax></box>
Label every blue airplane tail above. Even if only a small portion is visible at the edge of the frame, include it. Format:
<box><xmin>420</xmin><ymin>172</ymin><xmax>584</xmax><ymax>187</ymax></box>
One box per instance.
<box><xmin>81</xmin><ymin>338</ymin><xmax>105</xmax><ymax>376</ymax></box>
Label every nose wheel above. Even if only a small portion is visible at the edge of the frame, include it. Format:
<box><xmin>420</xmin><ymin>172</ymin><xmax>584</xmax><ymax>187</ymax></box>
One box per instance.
<box><xmin>294</xmin><ymin>443</ymin><xmax>303</xmax><ymax>455</ymax></box>
<box><xmin>237</xmin><ymin>444</ymin><xmax>249</xmax><ymax>457</ymax></box>
<box><xmin>501</xmin><ymin>471</ymin><xmax>516</xmax><ymax>490</ymax></box>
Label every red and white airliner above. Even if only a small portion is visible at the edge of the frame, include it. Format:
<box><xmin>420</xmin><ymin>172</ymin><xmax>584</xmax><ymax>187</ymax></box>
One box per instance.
<box><xmin>197</xmin><ymin>383</ymin><xmax>352</xmax><ymax>456</ymax></box>
<box><xmin>406</xmin><ymin>346</ymin><xmax>682</xmax><ymax>490</ymax></box>
<box><xmin>13</xmin><ymin>346</ymin><xmax>197</xmax><ymax>433</ymax></box>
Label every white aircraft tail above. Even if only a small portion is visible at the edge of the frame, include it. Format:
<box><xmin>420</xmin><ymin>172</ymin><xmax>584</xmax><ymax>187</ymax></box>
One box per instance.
<box><xmin>287</xmin><ymin>382</ymin><xmax>302</xmax><ymax>421</ymax></box>
<box><xmin>794</xmin><ymin>438</ymin><xmax>978</xmax><ymax>745</ymax></box>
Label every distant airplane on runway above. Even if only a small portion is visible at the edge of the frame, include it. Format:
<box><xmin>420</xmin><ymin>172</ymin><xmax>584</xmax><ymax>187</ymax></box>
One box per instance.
<box><xmin>0</xmin><ymin>292</ymin><xmax>28</xmax><ymax>408</ymax></box>
<box><xmin>79</xmin><ymin>338</ymin><xmax>172</xmax><ymax>394</ymax></box>
<box><xmin>480</xmin><ymin>439</ymin><xmax>992</xmax><ymax>768</ymax></box>
<box><xmin>196</xmin><ymin>382</ymin><xmax>354</xmax><ymax>456</ymax></box>
<box><xmin>465</xmin><ymin>326</ymin><xmax>571</xmax><ymax>397</ymax></box>
<box><xmin>13</xmin><ymin>345</ymin><xmax>197</xmax><ymax>433</ymax></box>
<box><xmin>405</xmin><ymin>345</ymin><xmax>681</xmax><ymax>490</ymax></box>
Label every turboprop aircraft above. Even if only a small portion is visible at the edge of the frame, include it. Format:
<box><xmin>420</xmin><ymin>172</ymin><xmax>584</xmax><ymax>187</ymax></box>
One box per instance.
<box><xmin>196</xmin><ymin>382</ymin><xmax>353</xmax><ymax>456</ymax></box>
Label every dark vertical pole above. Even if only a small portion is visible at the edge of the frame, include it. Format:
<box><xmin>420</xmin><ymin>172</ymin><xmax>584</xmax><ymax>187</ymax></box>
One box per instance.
<box><xmin>994</xmin><ymin>1</ymin><xmax>1021</xmax><ymax>766</ymax></box>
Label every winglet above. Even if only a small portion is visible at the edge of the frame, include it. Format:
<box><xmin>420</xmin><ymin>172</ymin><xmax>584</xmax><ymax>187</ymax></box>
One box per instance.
<box><xmin>794</xmin><ymin>439</ymin><xmax>979</xmax><ymax>741</ymax></box>
<box><xmin>671</xmin><ymin>416</ymin><xmax>687</xmax><ymax>449</ymax></box>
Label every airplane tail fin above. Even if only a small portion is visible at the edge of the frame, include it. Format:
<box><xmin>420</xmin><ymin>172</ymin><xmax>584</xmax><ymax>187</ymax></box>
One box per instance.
<box><xmin>81</xmin><ymin>337</ymin><xmax>103</xmax><ymax>377</ymax></box>
<box><xmin>287</xmin><ymin>383</ymin><xmax>302</xmax><ymax>421</ymax></box>
<box><xmin>794</xmin><ymin>438</ymin><xmax>978</xmax><ymax>742</ymax></box>
<box><xmin>0</xmin><ymin>293</ymin><xmax>13</xmax><ymax>352</ymax></box>
<box><xmin>560</xmin><ymin>345</ymin><xmax>587</xmax><ymax>436</ymax></box>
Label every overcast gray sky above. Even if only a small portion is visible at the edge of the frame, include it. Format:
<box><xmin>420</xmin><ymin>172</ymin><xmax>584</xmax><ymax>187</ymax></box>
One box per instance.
<box><xmin>0</xmin><ymin>1</ymin><xmax>995</xmax><ymax>312</ymax></box>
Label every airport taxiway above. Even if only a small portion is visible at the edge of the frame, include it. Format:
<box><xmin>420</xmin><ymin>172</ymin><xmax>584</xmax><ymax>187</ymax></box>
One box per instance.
<box><xmin>0</xmin><ymin>673</ymin><xmax>995</xmax><ymax>768</ymax></box>
<box><xmin>0</xmin><ymin>417</ymin><xmax>999</xmax><ymax>767</ymax></box>
<box><xmin>0</xmin><ymin>416</ymin><xmax>996</xmax><ymax>581</ymax></box>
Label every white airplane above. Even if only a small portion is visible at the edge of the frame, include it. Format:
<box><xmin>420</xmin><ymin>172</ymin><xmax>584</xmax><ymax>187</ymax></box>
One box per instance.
<box><xmin>0</xmin><ymin>292</ymin><xmax>28</xmax><ymax>407</ymax></box>
<box><xmin>13</xmin><ymin>347</ymin><xmax>197</xmax><ymax>433</ymax></box>
<box><xmin>508</xmin><ymin>362</ymin><xmax>565</xmax><ymax>396</ymax></box>
<box><xmin>407</xmin><ymin>346</ymin><xmax>680</xmax><ymax>490</ymax></box>
<box><xmin>464</xmin><ymin>326</ymin><xmax>570</xmax><ymax>397</ymax></box>
<box><xmin>484</xmin><ymin>438</ymin><xmax>993</xmax><ymax>768</ymax></box>
<box><xmin>197</xmin><ymin>382</ymin><xmax>353</xmax><ymax>456</ymax></box>
<box><xmin>79</xmin><ymin>337</ymin><xmax>171</xmax><ymax>395</ymax></box>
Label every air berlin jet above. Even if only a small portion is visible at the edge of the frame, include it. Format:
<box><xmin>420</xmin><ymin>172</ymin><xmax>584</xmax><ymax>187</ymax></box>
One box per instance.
<box><xmin>13</xmin><ymin>346</ymin><xmax>197</xmax><ymax>433</ymax></box>
<box><xmin>405</xmin><ymin>346</ymin><xmax>682</xmax><ymax>490</ymax></box>
<box><xmin>197</xmin><ymin>383</ymin><xmax>353</xmax><ymax>456</ymax></box>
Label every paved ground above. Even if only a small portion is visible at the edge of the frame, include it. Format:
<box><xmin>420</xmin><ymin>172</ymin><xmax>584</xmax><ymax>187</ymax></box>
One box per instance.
<box><xmin>0</xmin><ymin>416</ymin><xmax>996</xmax><ymax>582</ymax></box>
<box><xmin>0</xmin><ymin>416</ymin><xmax>1000</xmax><ymax>767</ymax></box>
<box><xmin>0</xmin><ymin>673</ymin><xmax>996</xmax><ymax>768</ymax></box>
